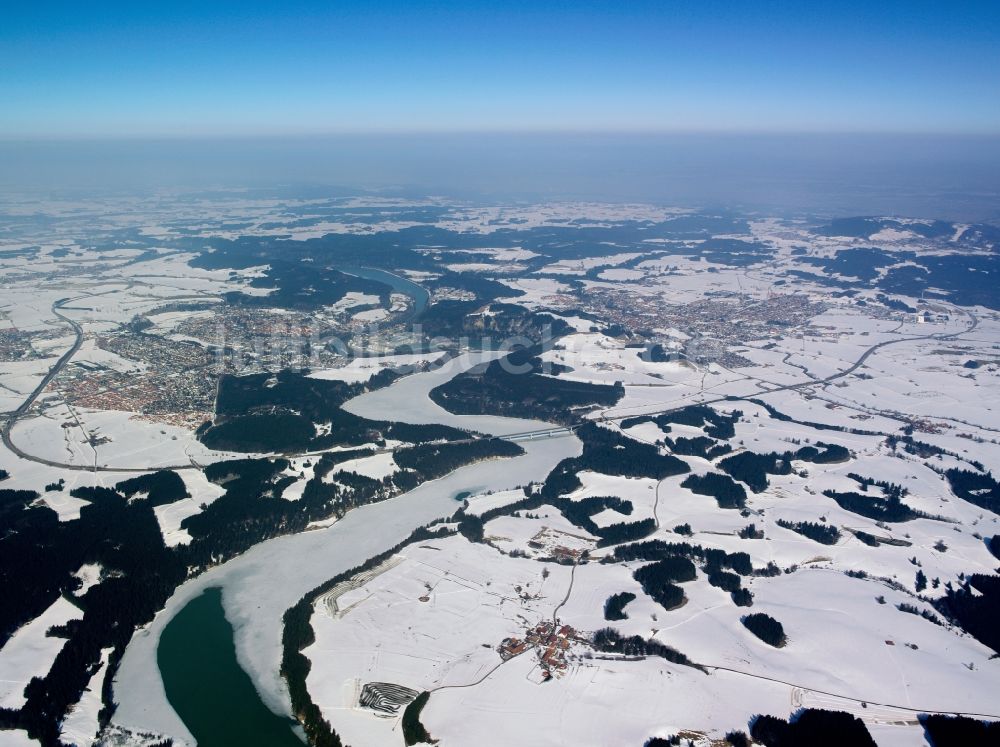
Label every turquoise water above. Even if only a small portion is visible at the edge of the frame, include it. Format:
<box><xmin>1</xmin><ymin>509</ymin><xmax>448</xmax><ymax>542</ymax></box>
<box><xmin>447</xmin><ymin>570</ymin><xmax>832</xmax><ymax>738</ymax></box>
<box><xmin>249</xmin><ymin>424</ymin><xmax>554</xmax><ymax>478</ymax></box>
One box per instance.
<box><xmin>158</xmin><ymin>588</ymin><xmax>304</xmax><ymax>747</ymax></box>
<box><xmin>119</xmin><ymin>353</ymin><xmax>580</xmax><ymax>742</ymax></box>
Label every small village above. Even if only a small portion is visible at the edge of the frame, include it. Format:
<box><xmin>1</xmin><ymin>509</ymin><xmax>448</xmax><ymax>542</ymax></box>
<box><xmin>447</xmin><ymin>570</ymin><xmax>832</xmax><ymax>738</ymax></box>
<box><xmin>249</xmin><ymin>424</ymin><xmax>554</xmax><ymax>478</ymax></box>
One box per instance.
<box><xmin>497</xmin><ymin>620</ymin><xmax>587</xmax><ymax>680</ymax></box>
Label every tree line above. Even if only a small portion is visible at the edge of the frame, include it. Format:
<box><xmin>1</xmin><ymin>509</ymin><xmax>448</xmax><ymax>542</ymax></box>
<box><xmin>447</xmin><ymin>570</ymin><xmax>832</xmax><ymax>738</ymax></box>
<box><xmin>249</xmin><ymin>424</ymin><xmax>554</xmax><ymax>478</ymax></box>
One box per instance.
<box><xmin>429</xmin><ymin>344</ymin><xmax>623</xmax><ymax>425</ymax></box>
<box><xmin>0</xmin><ymin>429</ymin><xmax>527</xmax><ymax>743</ymax></box>
<box><xmin>776</xmin><ymin>519</ymin><xmax>840</xmax><ymax>545</ymax></box>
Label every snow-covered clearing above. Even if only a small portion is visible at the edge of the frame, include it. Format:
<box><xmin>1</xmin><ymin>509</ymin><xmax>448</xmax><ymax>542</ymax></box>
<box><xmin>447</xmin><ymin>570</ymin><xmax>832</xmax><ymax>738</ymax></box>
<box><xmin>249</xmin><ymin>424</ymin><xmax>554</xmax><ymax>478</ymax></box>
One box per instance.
<box><xmin>0</xmin><ymin>597</ymin><xmax>82</xmax><ymax>710</ymax></box>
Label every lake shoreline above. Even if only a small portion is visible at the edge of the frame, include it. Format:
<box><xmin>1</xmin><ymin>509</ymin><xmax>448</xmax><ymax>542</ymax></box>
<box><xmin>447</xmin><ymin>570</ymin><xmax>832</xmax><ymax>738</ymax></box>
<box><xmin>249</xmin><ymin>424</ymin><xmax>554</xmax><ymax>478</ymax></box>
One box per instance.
<box><xmin>111</xmin><ymin>350</ymin><xmax>581</xmax><ymax>744</ymax></box>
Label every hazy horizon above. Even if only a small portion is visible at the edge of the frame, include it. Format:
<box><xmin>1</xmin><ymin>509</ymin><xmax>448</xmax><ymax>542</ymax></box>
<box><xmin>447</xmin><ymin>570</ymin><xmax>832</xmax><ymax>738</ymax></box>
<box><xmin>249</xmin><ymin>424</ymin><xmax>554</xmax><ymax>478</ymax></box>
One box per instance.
<box><xmin>3</xmin><ymin>132</ymin><xmax>1000</xmax><ymax>223</ymax></box>
<box><xmin>5</xmin><ymin>5</ymin><xmax>1000</xmax><ymax>747</ymax></box>
<box><xmin>4</xmin><ymin>2</ymin><xmax>1000</xmax><ymax>221</ymax></box>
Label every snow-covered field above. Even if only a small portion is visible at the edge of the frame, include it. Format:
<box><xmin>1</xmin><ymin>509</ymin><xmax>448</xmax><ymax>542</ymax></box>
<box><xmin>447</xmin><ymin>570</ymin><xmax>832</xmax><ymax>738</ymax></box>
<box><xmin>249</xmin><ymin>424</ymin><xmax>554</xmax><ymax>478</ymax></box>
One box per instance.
<box><xmin>302</xmin><ymin>406</ymin><xmax>1000</xmax><ymax>743</ymax></box>
<box><xmin>304</xmin><ymin>535</ymin><xmax>572</xmax><ymax>746</ymax></box>
<box><xmin>307</xmin><ymin>351</ymin><xmax>447</xmax><ymax>384</ymax></box>
<box><xmin>297</xmin><ymin>326</ymin><xmax>1000</xmax><ymax>745</ymax></box>
<box><xmin>9</xmin><ymin>405</ymin><xmax>237</xmax><ymax>470</ymax></box>
<box><xmin>0</xmin><ymin>597</ymin><xmax>82</xmax><ymax>710</ymax></box>
<box><xmin>3</xmin><ymin>199</ymin><xmax>1000</xmax><ymax>746</ymax></box>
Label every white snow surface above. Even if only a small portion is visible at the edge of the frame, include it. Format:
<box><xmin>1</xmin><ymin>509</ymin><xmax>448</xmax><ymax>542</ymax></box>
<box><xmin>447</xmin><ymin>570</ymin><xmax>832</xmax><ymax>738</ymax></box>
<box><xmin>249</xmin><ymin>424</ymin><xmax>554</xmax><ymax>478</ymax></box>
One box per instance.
<box><xmin>0</xmin><ymin>597</ymin><xmax>82</xmax><ymax>710</ymax></box>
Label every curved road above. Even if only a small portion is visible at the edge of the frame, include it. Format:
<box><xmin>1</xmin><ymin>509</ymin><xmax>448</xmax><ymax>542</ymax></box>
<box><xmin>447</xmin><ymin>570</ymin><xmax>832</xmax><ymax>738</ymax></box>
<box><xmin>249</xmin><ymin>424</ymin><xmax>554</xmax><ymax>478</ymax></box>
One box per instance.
<box><xmin>0</xmin><ymin>297</ymin><xmax>979</xmax><ymax>474</ymax></box>
<box><xmin>596</xmin><ymin>307</ymin><xmax>978</xmax><ymax>422</ymax></box>
<box><xmin>1</xmin><ymin>296</ymin><xmax>87</xmax><ymax>464</ymax></box>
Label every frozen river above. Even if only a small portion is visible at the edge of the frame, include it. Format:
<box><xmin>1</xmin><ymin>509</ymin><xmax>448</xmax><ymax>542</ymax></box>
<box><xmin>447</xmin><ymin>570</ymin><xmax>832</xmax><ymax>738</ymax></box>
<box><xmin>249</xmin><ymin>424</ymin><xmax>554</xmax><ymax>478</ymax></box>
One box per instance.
<box><xmin>112</xmin><ymin>351</ymin><xmax>582</xmax><ymax>744</ymax></box>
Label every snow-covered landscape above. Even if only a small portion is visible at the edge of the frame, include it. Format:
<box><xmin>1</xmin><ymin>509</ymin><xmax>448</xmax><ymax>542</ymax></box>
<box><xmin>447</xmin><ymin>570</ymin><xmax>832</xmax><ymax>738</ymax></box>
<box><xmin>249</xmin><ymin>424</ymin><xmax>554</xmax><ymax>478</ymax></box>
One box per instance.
<box><xmin>2</xmin><ymin>194</ymin><xmax>999</xmax><ymax>747</ymax></box>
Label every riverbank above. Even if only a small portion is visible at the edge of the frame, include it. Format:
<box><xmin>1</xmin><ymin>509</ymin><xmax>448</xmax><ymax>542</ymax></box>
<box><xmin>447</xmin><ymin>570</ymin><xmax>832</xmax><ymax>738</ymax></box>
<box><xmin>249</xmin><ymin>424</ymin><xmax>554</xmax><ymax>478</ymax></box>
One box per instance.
<box><xmin>110</xmin><ymin>351</ymin><xmax>581</xmax><ymax>744</ymax></box>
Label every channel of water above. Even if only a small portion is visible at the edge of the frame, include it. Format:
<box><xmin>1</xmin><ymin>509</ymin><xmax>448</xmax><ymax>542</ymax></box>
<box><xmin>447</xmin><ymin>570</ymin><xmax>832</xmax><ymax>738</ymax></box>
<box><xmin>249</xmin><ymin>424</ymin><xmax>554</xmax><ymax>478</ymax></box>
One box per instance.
<box><xmin>112</xmin><ymin>351</ymin><xmax>581</xmax><ymax>744</ymax></box>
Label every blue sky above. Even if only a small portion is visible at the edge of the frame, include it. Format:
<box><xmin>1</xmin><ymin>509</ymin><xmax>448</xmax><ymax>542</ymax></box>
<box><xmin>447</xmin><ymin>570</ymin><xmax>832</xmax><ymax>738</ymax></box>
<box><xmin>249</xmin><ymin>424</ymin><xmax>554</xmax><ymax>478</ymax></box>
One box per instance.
<box><xmin>2</xmin><ymin>0</ymin><xmax>998</xmax><ymax>137</ymax></box>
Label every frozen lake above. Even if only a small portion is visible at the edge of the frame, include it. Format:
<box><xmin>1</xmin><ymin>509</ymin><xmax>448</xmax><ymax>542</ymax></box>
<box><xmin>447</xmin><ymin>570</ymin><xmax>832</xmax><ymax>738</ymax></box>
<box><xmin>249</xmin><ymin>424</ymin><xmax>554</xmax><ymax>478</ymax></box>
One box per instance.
<box><xmin>112</xmin><ymin>351</ymin><xmax>581</xmax><ymax>743</ymax></box>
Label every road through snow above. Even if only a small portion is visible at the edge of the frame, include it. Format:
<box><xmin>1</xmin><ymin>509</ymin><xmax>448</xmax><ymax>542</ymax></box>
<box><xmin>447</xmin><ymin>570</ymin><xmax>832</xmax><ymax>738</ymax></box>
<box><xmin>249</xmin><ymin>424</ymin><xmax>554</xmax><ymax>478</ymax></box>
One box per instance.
<box><xmin>111</xmin><ymin>351</ymin><xmax>582</xmax><ymax>744</ymax></box>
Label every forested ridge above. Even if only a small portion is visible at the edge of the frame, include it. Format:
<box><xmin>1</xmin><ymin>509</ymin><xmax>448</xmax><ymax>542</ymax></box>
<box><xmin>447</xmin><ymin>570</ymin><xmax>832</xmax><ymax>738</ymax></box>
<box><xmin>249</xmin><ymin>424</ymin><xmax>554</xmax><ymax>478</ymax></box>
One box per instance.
<box><xmin>199</xmin><ymin>369</ymin><xmax>470</xmax><ymax>453</ymax></box>
<box><xmin>0</xmin><ymin>429</ymin><xmax>523</xmax><ymax>744</ymax></box>
<box><xmin>429</xmin><ymin>344</ymin><xmax>623</xmax><ymax>425</ymax></box>
<box><xmin>281</xmin><ymin>524</ymin><xmax>453</xmax><ymax>747</ymax></box>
